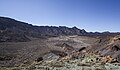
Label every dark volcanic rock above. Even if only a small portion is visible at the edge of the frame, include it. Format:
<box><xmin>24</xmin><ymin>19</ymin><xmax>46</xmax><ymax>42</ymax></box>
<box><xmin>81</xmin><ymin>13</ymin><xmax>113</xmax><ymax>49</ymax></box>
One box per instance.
<box><xmin>116</xmin><ymin>54</ymin><xmax>120</xmax><ymax>62</ymax></box>
<box><xmin>0</xmin><ymin>16</ymin><xmax>87</xmax><ymax>42</ymax></box>
<box><xmin>78</xmin><ymin>47</ymin><xmax>86</xmax><ymax>52</ymax></box>
<box><xmin>0</xmin><ymin>56</ymin><xmax>13</xmax><ymax>61</ymax></box>
<box><xmin>36</xmin><ymin>57</ymin><xmax>43</xmax><ymax>62</ymax></box>
<box><xmin>112</xmin><ymin>45</ymin><xmax>120</xmax><ymax>51</ymax></box>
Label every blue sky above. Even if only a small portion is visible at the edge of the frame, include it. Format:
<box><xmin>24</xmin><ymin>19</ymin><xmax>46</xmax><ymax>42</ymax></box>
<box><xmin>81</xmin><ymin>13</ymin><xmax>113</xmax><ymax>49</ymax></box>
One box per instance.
<box><xmin>0</xmin><ymin>0</ymin><xmax>120</xmax><ymax>32</ymax></box>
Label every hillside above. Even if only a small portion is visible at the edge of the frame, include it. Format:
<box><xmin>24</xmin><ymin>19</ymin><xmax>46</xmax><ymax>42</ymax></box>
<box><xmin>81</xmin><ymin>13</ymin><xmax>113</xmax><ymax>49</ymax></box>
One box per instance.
<box><xmin>0</xmin><ymin>17</ymin><xmax>120</xmax><ymax>70</ymax></box>
<box><xmin>0</xmin><ymin>17</ymin><xmax>87</xmax><ymax>42</ymax></box>
<box><xmin>87</xmin><ymin>35</ymin><xmax>120</xmax><ymax>62</ymax></box>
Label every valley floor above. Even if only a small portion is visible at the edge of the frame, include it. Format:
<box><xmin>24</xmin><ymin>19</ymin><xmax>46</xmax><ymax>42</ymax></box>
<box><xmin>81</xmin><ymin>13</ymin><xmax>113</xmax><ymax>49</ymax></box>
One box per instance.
<box><xmin>0</xmin><ymin>35</ymin><xmax>120</xmax><ymax>70</ymax></box>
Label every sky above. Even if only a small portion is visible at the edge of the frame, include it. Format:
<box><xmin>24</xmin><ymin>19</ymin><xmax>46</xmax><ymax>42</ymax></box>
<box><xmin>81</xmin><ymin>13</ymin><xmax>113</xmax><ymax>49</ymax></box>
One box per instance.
<box><xmin>0</xmin><ymin>0</ymin><xmax>120</xmax><ymax>32</ymax></box>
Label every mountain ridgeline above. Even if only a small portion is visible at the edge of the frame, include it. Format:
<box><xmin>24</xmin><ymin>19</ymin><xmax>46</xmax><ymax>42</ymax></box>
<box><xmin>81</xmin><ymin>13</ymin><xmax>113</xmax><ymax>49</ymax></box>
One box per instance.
<box><xmin>0</xmin><ymin>17</ymin><xmax>87</xmax><ymax>42</ymax></box>
<box><xmin>1</xmin><ymin>17</ymin><xmax>120</xmax><ymax>69</ymax></box>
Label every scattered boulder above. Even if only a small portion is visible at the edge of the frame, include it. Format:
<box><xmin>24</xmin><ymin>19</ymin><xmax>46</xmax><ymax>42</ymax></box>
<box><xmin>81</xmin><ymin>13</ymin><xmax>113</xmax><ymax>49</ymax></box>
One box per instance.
<box><xmin>78</xmin><ymin>47</ymin><xmax>86</xmax><ymax>52</ymax></box>
<box><xmin>36</xmin><ymin>57</ymin><xmax>43</xmax><ymax>62</ymax></box>
<box><xmin>112</xmin><ymin>45</ymin><xmax>120</xmax><ymax>51</ymax></box>
<box><xmin>0</xmin><ymin>56</ymin><xmax>13</xmax><ymax>61</ymax></box>
<box><xmin>116</xmin><ymin>54</ymin><xmax>120</xmax><ymax>62</ymax></box>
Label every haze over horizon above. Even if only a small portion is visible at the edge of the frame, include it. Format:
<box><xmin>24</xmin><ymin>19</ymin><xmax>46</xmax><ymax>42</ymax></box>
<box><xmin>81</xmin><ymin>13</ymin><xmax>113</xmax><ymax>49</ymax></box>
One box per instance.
<box><xmin>0</xmin><ymin>0</ymin><xmax>120</xmax><ymax>32</ymax></box>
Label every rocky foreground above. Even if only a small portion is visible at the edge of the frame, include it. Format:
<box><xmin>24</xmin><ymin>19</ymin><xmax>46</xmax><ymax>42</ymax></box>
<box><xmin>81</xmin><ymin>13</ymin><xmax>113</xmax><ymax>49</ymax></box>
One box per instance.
<box><xmin>1</xmin><ymin>53</ymin><xmax>120</xmax><ymax>70</ymax></box>
<box><xmin>0</xmin><ymin>35</ymin><xmax>120</xmax><ymax>70</ymax></box>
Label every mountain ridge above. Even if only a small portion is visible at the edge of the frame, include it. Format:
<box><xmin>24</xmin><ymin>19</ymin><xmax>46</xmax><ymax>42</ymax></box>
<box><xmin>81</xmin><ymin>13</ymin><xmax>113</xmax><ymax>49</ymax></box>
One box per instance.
<box><xmin>0</xmin><ymin>16</ymin><xmax>88</xmax><ymax>42</ymax></box>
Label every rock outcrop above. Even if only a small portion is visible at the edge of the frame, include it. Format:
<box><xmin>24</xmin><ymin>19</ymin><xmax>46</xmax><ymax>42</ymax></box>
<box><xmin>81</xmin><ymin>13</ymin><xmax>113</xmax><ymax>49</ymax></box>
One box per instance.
<box><xmin>88</xmin><ymin>35</ymin><xmax>120</xmax><ymax>63</ymax></box>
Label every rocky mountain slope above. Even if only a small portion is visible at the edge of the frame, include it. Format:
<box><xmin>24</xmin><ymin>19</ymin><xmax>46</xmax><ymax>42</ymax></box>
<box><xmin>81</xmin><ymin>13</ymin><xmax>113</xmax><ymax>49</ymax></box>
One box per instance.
<box><xmin>0</xmin><ymin>16</ymin><xmax>120</xmax><ymax>70</ymax></box>
<box><xmin>0</xmin><ymin>17</ymin><xmax>87</xmax><ymax>42</ymax></box>
<box><xmin>87</xmin><ymin>35</ymin><xmax>120</xmax><ymax>62</ymax></box>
